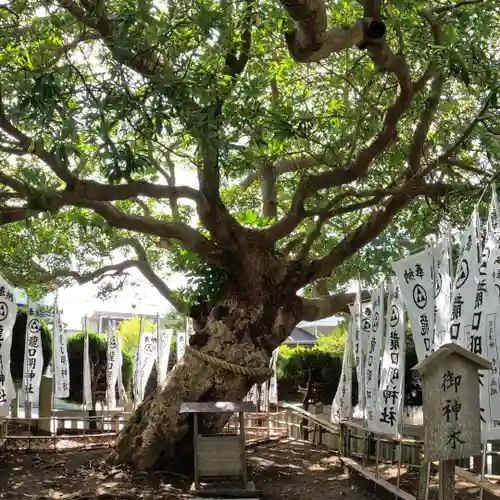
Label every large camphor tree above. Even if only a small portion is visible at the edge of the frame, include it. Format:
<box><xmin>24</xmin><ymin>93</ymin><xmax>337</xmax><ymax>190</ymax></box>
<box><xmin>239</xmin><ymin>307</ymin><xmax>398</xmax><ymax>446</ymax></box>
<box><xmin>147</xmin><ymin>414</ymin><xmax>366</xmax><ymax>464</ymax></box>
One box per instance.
<box><xmin>0</xmin><ymin>0</ymin><xmax>498</xmax><ymax>469</ymax></box>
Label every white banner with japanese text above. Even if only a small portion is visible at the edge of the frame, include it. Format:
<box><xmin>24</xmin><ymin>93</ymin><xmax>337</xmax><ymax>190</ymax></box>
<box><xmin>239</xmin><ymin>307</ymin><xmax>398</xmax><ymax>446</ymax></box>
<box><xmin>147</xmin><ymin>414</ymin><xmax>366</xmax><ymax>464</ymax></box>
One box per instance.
<box><xmin>136</xmin><ymin>329</ymin><xmax>157</xmax><ymax>403</ymax></box>
<box><xmin>365</xmin><ymin>282</ymin><xmax>385</xmax><ymax>429</ymax></box>
<box><xmin>433</xmin><ymin>238</ymin><xmax>452</xmax><ymax>350</ymax></box>
<box><xmin>331</xmin><ymin>319</ymin><xmax>353</xmax><ymax>423</ymax></box>
<box><xmin>186</xmin><ymin>317</ymin><xmax>195</xmax><ymax>337</ymax></box>
<box><xmin>392</xmin><ymin>249</ymin><xmax>434</xmax><ymax>362</ymax></box>
<box><xmin>176</xmin><ymin>330</ymin><xmax>186</xmax><ymax>361</ymax></box>
<box><xmin>244</xmin><ymin>384</ymin><xmax>258</xmax><ymax>405</ymax></box>
<box><xmin>361</xmin><ymin>301</ymin><xmax>372</xmax><ymax>357</ymax></box>
<box><xmin>117</xmin><ymin>336</ymin><xmax>128</xmax><ymax>405</ymax></box>
<box><xmin>269</xmin><ymin>348</ymin><xmax>279</xmax><ymax>405</ymax></box>
<box><xmin>468</xmin><ymin>201</ymin><xmax>500</xmax><ymax>439</ymax></box>
<box><xmin>23</xmin><ymin>301</ymin><xmax>48</xmax><ymax>404</ymax></box>
<box><xmin>105</xmin><ymin>319</ymin><xmax>120</xmax><ymax>410</ymax></box>
<box><xmin>353</xmin><ymin>286</ymin><xmax>364</xmax><ymax>414</ymax></box>
<box><xmin>157</xmin><ymin>329</ymin><xmax>172</xmax><ymax>386</ymax></box>
<box><xmin>0</xmin><ymin>277</ymin><xmax>18</xmax><ymax>415</ymax></box>
<box><xmin>448</xmin><ymin>211</ymin><xmax>480</xmax><ymax>346</ymax></box>
<box><xmin>372</xmin><ymin>282</ymin><xmax>405</xmax><ymax>436</ymax></box>
<box><xmin>53</xmin><ymin>301</ymin><xmax>70</xmax><ymax>398</ymax></box>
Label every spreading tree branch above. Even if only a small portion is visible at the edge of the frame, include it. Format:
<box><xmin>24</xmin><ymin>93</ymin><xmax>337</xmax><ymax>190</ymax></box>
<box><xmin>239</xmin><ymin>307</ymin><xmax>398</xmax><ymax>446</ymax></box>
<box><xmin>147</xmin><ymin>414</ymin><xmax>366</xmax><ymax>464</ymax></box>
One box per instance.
<box><xmin>300</xmin><ymin>291</ymin><xmax>358</xmax><ymax>320</ymax></box>
<box><xmin>33</xmin><ymin>238</ymin><xmax>189</xmax><ymax>313</ymax></box>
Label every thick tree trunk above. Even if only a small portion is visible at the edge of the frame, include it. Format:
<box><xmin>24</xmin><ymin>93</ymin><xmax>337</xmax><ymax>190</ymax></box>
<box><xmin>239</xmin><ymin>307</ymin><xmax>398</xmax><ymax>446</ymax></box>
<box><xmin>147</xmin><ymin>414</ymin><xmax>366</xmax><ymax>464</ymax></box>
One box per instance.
<box><xmin>109</xmin><ymin>290</ymin><xmax>300</xmax><ymax>471</ymax></box>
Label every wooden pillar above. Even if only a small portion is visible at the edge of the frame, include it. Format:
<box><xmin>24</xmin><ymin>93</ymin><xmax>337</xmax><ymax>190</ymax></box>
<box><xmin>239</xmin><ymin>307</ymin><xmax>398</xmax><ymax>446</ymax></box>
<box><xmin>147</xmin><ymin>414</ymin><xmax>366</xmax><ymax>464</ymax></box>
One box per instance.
<box><xmin>193</xmin><ymin>413</ymin><xmax>200</xmax><ymax>489</ymax></box>
<box><xmin>239</xmin><ymin>412</ymin><xmax>247</xmax><ymax>487</ymax></box>
<box><xmin>418</xmin><ymin>460</ymin><xmax>430</xmax><ymax>500</ymax></box>
<box><xmin>38</xmin><ymin>376</ymin><xmax>52</xmax><ymax>433</ymax></box>
<box><xmin>439</xmin><ymin>460</ymin><xmax>455</xmax><ymax>500</ymax></box>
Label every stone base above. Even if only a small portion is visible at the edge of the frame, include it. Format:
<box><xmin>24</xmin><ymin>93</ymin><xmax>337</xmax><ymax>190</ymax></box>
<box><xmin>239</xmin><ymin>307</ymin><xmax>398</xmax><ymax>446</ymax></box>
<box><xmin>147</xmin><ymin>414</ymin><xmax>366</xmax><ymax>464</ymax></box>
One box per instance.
<box><xmin>190</xmin><ymin>481</ymin><xmax>259</xmax><ymax>498</ymax></box>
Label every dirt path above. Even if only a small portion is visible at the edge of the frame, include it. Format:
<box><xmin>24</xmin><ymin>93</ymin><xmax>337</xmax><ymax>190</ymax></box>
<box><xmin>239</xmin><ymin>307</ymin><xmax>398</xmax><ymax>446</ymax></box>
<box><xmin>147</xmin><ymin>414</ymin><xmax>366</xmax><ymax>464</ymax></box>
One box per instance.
<box><xmin>0</xmin><ymin>438</ymin><xmax>375</xmax><ymax>500</ymax></box>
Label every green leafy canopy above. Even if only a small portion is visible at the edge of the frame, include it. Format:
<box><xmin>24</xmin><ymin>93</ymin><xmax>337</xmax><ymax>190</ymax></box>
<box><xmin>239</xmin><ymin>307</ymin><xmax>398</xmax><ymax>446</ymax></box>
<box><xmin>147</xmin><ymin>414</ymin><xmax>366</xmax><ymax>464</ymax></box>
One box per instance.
<box><xmin>0</xmin><ymin>0</ymin><xmax>498</xmax><ymax>318</ymax></box>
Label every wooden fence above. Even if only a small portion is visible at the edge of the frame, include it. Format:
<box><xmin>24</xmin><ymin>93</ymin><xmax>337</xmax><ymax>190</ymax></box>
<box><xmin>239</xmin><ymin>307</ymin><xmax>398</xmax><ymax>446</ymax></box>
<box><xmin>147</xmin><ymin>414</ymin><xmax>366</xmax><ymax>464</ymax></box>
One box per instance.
<box><xmin>3</xmin><ymin>405</ymin><xmax>500</xmax><ymax>500</ymax></box>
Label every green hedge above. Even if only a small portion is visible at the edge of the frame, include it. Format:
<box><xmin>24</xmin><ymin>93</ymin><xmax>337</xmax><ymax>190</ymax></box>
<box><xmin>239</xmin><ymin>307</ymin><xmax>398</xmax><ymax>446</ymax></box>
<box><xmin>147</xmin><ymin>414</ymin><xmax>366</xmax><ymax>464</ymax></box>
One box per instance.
<box><xmin>278</xmin><ymin>330</ymin><xmax>421</xmax><ymax>406</ymax></box>
<box><xmin>64</xmin><ymin>331</ymin><xmax>133</xmax><ymax>405</ymax></box>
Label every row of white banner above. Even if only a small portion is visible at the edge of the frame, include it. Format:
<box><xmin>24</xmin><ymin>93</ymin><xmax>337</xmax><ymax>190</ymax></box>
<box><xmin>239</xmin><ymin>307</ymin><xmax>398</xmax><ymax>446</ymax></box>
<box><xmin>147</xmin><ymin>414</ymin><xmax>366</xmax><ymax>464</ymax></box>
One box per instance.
<box><xmin>83</xmin><ymin>316</ymin><xmax>195</xmax><ymax>409</ymax></box>
<box><xmin>244</xmin><ymin>348</ymin><xmax>279</xmax><ymax>410</ymax></box>
<box><xmin>0</xmin><ymin>285</ymin><xmax>70</xmax><ymax>415</ymax></box>
<box><xmin>331</xmin><ymin>185</ymin><xmax>500</xmax><ymax>440</ymax></box>
<box><xmin>0</xmin><ymin>288</ymin><xmax>196</xmax><ymax>414</ymax></box>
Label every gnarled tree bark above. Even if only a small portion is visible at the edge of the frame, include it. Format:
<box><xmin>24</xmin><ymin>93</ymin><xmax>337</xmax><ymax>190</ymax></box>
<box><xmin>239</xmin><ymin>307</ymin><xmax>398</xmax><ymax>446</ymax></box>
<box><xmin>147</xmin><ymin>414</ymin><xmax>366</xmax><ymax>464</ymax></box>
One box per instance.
<box><xmin>109</xmin><ymin>252</ymin><xmax>303</xmax><ymax>470</ymax></box>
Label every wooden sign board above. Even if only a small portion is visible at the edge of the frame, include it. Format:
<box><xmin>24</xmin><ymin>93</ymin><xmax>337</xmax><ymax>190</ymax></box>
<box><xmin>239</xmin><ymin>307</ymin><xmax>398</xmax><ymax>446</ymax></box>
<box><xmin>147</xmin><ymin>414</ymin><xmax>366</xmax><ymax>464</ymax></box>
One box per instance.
<box><xmin>413</xmin><ymin>343</ymin><xmax>491</xmax><ymax>462</ymax></box>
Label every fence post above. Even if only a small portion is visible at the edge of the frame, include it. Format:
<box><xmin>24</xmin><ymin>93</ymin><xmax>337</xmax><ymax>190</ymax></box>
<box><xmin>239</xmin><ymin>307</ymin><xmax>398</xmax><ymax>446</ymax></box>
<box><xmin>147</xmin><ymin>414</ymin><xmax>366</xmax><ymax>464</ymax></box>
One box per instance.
<box><xmin>339</xmin><ymin>423</ymin><xmax>346</xmax><ymax>457</ymax></box>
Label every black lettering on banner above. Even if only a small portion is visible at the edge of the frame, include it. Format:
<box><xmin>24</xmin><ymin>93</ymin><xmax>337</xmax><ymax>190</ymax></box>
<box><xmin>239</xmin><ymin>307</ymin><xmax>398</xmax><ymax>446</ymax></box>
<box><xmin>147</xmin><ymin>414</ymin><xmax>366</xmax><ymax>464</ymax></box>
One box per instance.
<box><xmin>388</xmin><ymin>367</ymin><xmax>400</xmax><ymax>382</ymax></box>
<box><xmin>452</xmin><ymin>294</ymin><xmax>464</xmax><ymax>320</ymax></box>
<box><xmin>420</xmin><ymin>314</ymin><xmax>429</xmax><ymax>336</ymax></box>
<box><xmin>0</xmin><ymin>301</ymin><xmax>8</xmax><ymax>321</ymax></box>
<box><xmin>390</xmin><ymin>332</ymin><xmax>400</xmax><ymax>351</ymax></box>
<box><xmin>390</xmin><ymin>352</ymin><xmax>399</xmax><ymax>364</ymax></box>
<box><xmin>468</xmin><ymin>335</ymin><xmax>483</xmax><ymax>355</ymax></box>
<box><xmin>0</xmin><ymin>387</ymin><xmax>6</xmax><ymax>403</ymax></box>
<box><xmin>456</xmin><ymin>259</ymin><xmax>470</xmax><ymax>289</ymax></box>
<box><xmin>450</xmin><ymin>323</ymin><xmax>460</xmax><ymax>341</ymax></box>
<box><xmin>476</xmin><ymin>279</ymin><xmax>487</xmax><ymax>308</ymax></box>
<box><xmin>390</xmin><ymin>306</ymin><xmax>399</xmax><ymax>327</ymax></box>
<box><xmin>404</xmin><ymin>269</ymin><xmax>415</xmax><ymax>283</ymax></box>
<box><xmin>472</xmin><ymin>312</ymin><xmax>482</xmax><ymax>331</ymax></box>
<box><xmin>413</xmin><ymin>284</ymin><xmax>427</xmax><ymax>310</ymax></box>
<box><xmin>424</xmin><ymin>338</ymin><xmax>431</xmax><ymax>351</ymax></box>
<box><xmin>380</xmin><ymin>407</ymin><xmax>397</xmax><ymax>426</ymax></box>
<box><xmin>466</xmin><ymin>235</ymin><xmax>472</xmax><ymax>252</ymax></box>
<box><xmin>415</xmin><ymin>263</ymin><xmax>424</xmax><ymax>278</ymax></box>
<box><xmin>383</xmin><ymin>387</ymin><xmax>399</xmax><ymax>405</ymax></box>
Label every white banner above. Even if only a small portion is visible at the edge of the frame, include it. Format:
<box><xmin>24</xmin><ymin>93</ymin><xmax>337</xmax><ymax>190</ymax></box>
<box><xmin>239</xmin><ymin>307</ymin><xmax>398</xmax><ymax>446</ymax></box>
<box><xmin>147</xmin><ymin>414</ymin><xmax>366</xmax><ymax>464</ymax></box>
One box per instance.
<box><xmin>372</xmin><ymin>282</ymin><xmax>405</xmax><ymax>436</ymax></box>
<box><xmin>330</xmin><ymin>319</ymin><xmax>354</xmax><ymax>423</ymax></box>
<box><xmin>260</xmin><ymin>379</ymin><xmax>268</xmax><ymax>412</ymax></box>
<box><xmin>244</xmin><ymin>384</ymin><xmax>258</xmax><ymax>405</ymax></box>
<box><xmin>157</xmin><ymin>329</ymin><xmax>172</xmax><ymax>386</ymax></box>
<box><xmin>176</xmin><ymin>330</ymin><xmax>186</xmax><ymax>361</ymax></box>
<box><xmin>135</xmin><ymin>329</ymin><xmax>157</xmax><ymax>404</ymax></box>
<box><xmin>447</xmin><ymin>211</ymin><xmax>480</xmax><ymax>346</ymax></box>
<box><xmin>53</xmin><ymin>302</ymin><xmax>70</xmax><ymax>398</ymax></box>
<box><xmin>490</xmin><ymin>185</ymin><xmax>500</xmax><ymax>240</ymax></box>
<box><xmin>186</xmin><ymin>317</ymin><xmax>195</xmax><ymax>337</ymax></box>
<box><xmin>467</xmin><ymin>200</ymin><xmax>500</xmax><ymax>439</ymax></box>
<box><xmin>392</xmin><ymin>249</ymin><xmax>434</xmax><ymax>362</ymax></box>
<box><xmin>83</xmin><ymin>325</ymin><xmax>92</xmax><ymax>408</ymax></box>
<box><xmin>23</xmin><ymin>301</ymin><xmax>48</xmax><ymax>404</ymax></box>
<box><xmin>486</xmin><ymin>240</ymin><xmax>500</xmax><ymax>437</ymax></box>
<box><xmin>0</xmin><ymin>277</ymin><xmax>18</xmax><ymax>415</ymax></box>
<box><xmin>365</xmin><ymin>282</ymin><xmax>385</xmax><ymax>428</ymax></box>
<box><xmin>361</xmin><ymin>301</ymin><xmax>372</xmax><ymax>357</ymax></box>
<box><xmin>433</xmin><ymin>238</ymin><xmax>452</xmax><ymax>350</ymax></box>
<box><xmin>106</xmin><ymin>320</ymin><xmax>120</xmax><ymax>410</ymax></box>
<box><xmin>269</xmin><ymin>348</ymin><xmax>279</xmax><ymax>405</ymax></box>
<box><xmin>117</xmin><ymin>336</ymin><xmax>128</xmax><ymax>405</ymax></box>
<box><xmin>353</xmin><ymin>285</ymin><xmax>364</xmax><ymax>414</ymax></box>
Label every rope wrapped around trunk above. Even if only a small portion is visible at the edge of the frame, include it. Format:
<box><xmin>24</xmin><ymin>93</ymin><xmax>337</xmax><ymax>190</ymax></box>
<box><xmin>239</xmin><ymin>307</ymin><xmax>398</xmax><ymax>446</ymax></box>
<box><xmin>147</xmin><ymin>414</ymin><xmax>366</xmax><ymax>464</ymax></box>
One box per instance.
<box><xmin>185</xmin><ymin>345</ymin><xmax>273</xmax><ymax>383</ymax></box>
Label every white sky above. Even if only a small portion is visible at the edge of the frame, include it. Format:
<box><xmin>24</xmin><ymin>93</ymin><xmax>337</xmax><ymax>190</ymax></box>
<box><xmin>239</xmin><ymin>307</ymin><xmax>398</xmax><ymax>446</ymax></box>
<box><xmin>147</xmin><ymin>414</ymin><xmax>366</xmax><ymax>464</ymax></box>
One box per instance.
<box><xmin>57</xmin><ymin>270</ymin><xmax>187</xmax><ymax>329</ymax></box>
<box><xmin>57</xmin><ymin>166</ymin><xmax>199</xmax><ymax>329</ymax></box>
